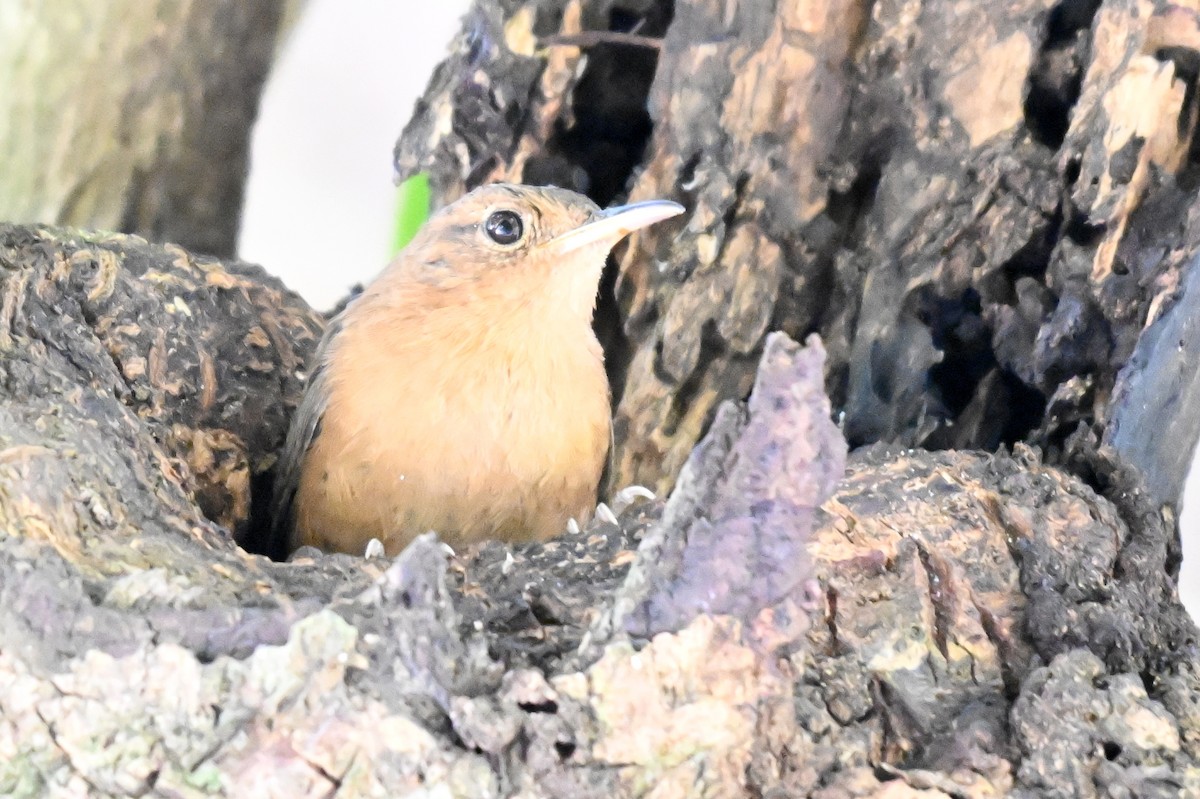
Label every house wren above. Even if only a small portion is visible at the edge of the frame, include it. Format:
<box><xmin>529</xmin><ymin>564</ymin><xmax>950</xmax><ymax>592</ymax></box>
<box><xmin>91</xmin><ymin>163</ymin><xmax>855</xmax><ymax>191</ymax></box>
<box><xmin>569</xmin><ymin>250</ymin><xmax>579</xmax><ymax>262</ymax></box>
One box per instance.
<box><xmin>271</xmin><ymin>183</ymin><xmax>683</xmax><ymax>557</ymax></box>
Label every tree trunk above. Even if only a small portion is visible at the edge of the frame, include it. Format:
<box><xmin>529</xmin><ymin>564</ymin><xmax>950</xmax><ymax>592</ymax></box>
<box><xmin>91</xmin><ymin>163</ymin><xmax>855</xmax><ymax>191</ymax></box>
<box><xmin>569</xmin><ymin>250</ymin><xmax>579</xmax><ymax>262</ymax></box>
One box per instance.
<box><xmin>396</xmin><ymin>0</ymin><xmax>1200</xmax><ymax>512</ymax></box>
<box><xmin>0</xmin><ymin>0</ymin><xmax>297</xmax><ymax>258</ymax></box>
<box><xmin>0</xmin><ymin>0</ymin><xmax>1198</xmax><ymax>796</ymax></box>
<box><xmin>0</xmin><ymin>226</ymin><xmax>1193</xmax><ymax>792</ymax></box>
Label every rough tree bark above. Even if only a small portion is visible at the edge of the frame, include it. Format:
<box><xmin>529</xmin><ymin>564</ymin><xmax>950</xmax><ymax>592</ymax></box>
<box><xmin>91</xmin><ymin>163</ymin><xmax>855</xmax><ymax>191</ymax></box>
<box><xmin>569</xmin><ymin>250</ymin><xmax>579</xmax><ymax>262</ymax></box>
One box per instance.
<box><xmin>1</xmin><ymin>0</ymin><xmax>1199</xmax><ymax>797</ymax></box>
<box><xmin>0</xmin><ymin>0</ymin><xmax>299</xmax><ymax>258</ymax></box>
<box><xmin>396</xmin><ymin>0</ymin><xmax>1200</xmax><ymax>511</ymax></box>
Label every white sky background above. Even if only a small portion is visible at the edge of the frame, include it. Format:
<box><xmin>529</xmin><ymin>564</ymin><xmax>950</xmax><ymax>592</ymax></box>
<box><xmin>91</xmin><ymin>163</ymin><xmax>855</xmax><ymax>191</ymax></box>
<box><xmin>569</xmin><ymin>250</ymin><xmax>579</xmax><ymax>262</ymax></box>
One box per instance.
<box><xmin>240</xmin><ymin>1</ymin><xmax>469</xmax><ymax>309</ymax></box>
<box><xmin>240</xmin><ymin>0</ymin><xmax>1200</xmax><ymax>616</ymax></box>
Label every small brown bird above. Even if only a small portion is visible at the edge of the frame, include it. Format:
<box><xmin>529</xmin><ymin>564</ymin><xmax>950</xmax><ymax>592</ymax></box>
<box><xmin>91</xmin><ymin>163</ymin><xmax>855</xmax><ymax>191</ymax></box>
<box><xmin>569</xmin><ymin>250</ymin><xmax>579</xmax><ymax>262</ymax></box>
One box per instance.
<box><xmin>271</xmin><ymin>183</ymin><xmax>683</xmax><ymax>557</ymax></box>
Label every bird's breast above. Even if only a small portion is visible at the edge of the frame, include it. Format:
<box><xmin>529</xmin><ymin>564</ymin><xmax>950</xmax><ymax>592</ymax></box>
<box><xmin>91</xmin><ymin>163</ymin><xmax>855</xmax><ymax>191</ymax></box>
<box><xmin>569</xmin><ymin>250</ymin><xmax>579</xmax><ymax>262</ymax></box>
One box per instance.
<box><xmin>296</xmin><ymin>307</ymin><xmax>611</xmax><ymax>553</ymax></box>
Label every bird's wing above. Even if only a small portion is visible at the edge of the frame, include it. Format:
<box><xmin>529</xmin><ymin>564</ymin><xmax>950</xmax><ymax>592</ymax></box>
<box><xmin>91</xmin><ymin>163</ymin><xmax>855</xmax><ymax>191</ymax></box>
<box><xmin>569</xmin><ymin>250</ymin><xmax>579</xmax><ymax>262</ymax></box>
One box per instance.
<box><xmin>269</xmin><ymin>317</ymin><xmax>341</xmax><ymax>559</ymax></box>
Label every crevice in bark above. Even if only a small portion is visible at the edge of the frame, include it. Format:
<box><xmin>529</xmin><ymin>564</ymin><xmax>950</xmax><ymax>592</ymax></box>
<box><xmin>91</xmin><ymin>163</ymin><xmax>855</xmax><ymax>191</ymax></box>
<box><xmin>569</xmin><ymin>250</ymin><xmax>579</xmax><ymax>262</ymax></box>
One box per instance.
<box><xmin>1063</xmin><ymin>210</ymin><xmax>1106</xmax><ymax>246</ymax></box>
<box><xmin>244</xmin><ymin>468</ymin><xmax>278</xmax><ymax>558</ymax></box>
<box><xmin>1161</xmin><ymin>45</ymin><xmax>1200</xmax><ymax>191</ymax></box>
<box><xmin>981</xmin><ymin>214</ymin><xmax>1061</xmax><ymax>305</ymax></box>
<box><xmin>533</xmin><ymin>3</ymin><xmax>672</xmax><ymax>204</ymax></box>
<box><xmin>658</xmin><ymin>321</ymin><xmax>724</xmax><ymax>439</ymax></box>
<box><xmin>1023</xmin><ymin>0</ymin><xmax>1103</xmax><ymax>149</ymax></box>
<box><xmin>826</xmin><ymin>157</ymin><xmax>885</xmax><ymax>241</ymax></box>
<box><xmin>914</xmin><ymin>542</ymin><xmax>952</xmax><ymax>661</ymax></box>
<box><xmin>921</xmin><ymin>287</ymin><xmax>991</xmax><ymax>411</ymax></box>
<box><xmin>534</xmin><ymin>2</ymin><xmax>675</xmax><ymax>418</ymax></box>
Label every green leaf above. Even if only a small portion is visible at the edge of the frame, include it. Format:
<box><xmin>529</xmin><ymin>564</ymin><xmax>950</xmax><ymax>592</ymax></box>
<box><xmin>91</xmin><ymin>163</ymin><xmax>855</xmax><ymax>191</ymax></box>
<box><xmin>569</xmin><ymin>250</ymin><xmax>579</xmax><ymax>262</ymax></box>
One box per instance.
<box><xmin>391</xmin><ymin>173</ymin><xmax>431</xmax><ymax>255</ymax></box>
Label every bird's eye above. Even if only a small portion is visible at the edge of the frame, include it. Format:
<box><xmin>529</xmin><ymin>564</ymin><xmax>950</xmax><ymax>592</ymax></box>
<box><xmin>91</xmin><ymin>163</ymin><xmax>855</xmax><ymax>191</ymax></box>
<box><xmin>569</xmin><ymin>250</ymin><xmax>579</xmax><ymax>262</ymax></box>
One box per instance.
<box><xmin>484</xmin><ymin>210</ymin><xmax>524</xmax><ymax>245</ymax></box>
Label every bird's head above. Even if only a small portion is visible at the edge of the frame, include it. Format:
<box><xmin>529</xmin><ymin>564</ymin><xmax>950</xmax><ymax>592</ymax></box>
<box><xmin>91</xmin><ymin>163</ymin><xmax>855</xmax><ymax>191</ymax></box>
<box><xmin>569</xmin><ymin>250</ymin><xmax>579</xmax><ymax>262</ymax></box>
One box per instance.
<box><xmin>393</xmin><ymin>183</ymin><xmax>683</xmax><ymax>317</ymax></box>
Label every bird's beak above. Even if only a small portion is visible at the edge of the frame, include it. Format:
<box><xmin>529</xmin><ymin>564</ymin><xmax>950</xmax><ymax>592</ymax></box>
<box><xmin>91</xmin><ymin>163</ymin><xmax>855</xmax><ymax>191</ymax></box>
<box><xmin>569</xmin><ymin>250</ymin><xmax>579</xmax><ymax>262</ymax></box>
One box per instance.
<box><xmin>548</xmin><ymin>199</ymin><xmax>685</xmax><ymax>255</ymax></box>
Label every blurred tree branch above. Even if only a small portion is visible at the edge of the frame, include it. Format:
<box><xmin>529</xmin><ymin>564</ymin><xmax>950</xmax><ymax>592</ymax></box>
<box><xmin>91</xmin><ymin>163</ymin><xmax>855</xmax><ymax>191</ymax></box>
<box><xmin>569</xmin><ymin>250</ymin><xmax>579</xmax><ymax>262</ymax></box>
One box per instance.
<box><xmin>0</xmin><ymin>0</ymin><xmax>302</xmax><ymax>257</ymax></box>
